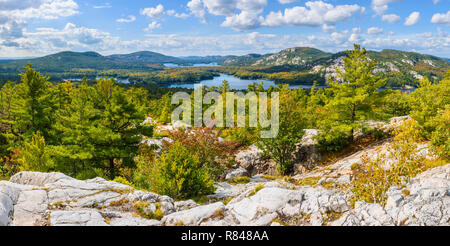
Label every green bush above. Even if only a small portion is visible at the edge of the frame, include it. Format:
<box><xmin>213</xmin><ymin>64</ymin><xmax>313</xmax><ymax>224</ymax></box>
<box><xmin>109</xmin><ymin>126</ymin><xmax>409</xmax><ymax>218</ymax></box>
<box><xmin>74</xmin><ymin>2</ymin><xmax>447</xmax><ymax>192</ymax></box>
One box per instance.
<box><xmin>17</xmin><ymin>131</ymin><xmax>54</xmax><ymax>172</ymax></box>
<box><xmin>138</xmin><ymin>142</ymin><xmax>215</xmax><ymax>199</ymax></box>
<box><xmin>430</xmin><ymin>106</ymin><xmax>449</xmax><ymax>159</ymax></box>
<box><xmin>316</xmin><ymin>126</ymin><xmax>351</xmax><ymax>152</ymax></box>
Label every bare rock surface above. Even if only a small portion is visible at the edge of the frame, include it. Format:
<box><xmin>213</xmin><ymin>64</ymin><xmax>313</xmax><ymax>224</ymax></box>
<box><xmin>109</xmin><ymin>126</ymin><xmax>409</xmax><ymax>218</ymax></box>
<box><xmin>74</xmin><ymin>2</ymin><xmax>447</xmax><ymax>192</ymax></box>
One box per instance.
<box><xmin>0</xmin><ymin>144</ymin><xmax>448</xmax><ymax>226</ymax></box>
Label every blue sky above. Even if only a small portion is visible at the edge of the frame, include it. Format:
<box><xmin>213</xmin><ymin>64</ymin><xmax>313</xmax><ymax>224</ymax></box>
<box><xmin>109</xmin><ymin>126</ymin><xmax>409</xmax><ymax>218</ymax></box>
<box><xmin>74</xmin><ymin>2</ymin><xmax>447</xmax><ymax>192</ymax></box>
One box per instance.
<box><xmin>0</xmin><ymin>0</ymin><xmax>449</xmax><ymax>58</ymax></box>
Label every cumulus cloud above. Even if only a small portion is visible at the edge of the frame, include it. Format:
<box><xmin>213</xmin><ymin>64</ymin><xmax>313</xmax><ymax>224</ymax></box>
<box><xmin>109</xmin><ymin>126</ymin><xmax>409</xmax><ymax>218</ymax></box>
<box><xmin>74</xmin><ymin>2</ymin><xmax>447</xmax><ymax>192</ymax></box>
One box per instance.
<box><xmin>371</xmin><ymin>0</ymin><xmax>403</xmax><ymax>15</ymax></box>
<box><xmin>381</xmin><ymin>14</ymin><xmax>401</xmax><ymax>23</ymax></box>
<box><xmin>187</xmin><ymin>0</ymin><xmax>364</xmax><ymax>31</ymax></box>
<box><xmin>144</xmin><ymin>21</ymin><xmax>161</xmax><ymax>32</ymax></box>
<box><xmin>405</xmin><ymin>11</ymin><xmax>420</xmax><ymax>26</ymax></box>
<box><xmin>187</xmin><ymin>0</ymin><xmax>207</xmax><ymax>22</ymax></box>
<box><xmin>322</xmin><ymin>24</ymin><xmax>336</xmax><ymax>32</ymax></box>
<box><xmin>0</xmin><ymin>0</ymin><xmax>79</xmax><ymax>20</ymax></box>
<box><xmin>140</xmin><ymin>4</ymin><xmax>165</xmax><ymax>18</ymax></box>
<box><xmin>0</xmin><ymin>0</ymin><xmax>79</xmax><ymax>47</ymax></box>
<box><xmin>367</xmin><ymin>27</ymin><xmax>384</xmax><ymax>35</ymax></box>
<box><xmin>221</xmin><ymin>11</ymin><xmax>262</xmax><ymax>31</ymax></box>
<box><xmin>167</xmin><ymin>10</ymin><xmax>190</xmax><ymax>19</ymax></box>
<box><xmin>431</xmin><ymin>11</ymin><xmax>450</xmax><ymax>25</ymax></box>
<box><xmin>261</xmin><ymin>1</ymin><xmax>364</xmax><ymax>28</ymax></box>
<box><xmin>187</xmin><ymin>0</ymin><xmax>268</xmax><ymax>30</ymax></box>
<box><xmin>116</xmin><ymin>15</ymin><xmax>136</xmax><ymax>23</ymax></box>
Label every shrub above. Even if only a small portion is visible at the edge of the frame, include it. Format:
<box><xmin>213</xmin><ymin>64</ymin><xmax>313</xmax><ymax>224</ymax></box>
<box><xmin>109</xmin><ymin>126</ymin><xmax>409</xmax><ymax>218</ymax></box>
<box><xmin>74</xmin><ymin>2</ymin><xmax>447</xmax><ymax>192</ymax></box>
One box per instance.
<box><xmin>230</xmin><ymin>176</ymin><xmax>250</xmax><ymax>184</ymax></box>
<box><xmin>350</xmin><ymin>120</ymin><xmax>446</xmax><ymax>206</ymax></box>
<box><xmin>133</xmin><ymin>144</ymin><xmax>156</xmax><ymax>190</ymax></box>
<box><xmin>316</xmin><ymin>125</ymin><xmax>351</xmax><ymax>152</ymax></box>
<box><xmin>164</xmin><ymin>128</ymin><xmax>239</xmax><ymax>178</ymax></box>
<box><xmin>257</xmin><ymin>87</ymin><xmax>306</xmax><ymax>175</ymax></box>
<box><xmin>221</xmin><ymin>127</ymin><xmax>259</xmax><ymax>147</ymax></box>
<box><xmin>133</xmin><ymin>201</ymin><xmax>164</xmax><ymax>220</ymax></box>
<box><xmin>144</xmin><ymin>142</ymin><xmax>216</xmax><ymax>199</ymax></box>
<box><xmin>17</xmin><ymin>131</ymin><xmax>54</xmax><ymax>172</ymax></box>
<box><xmin>430</xmin><ymin>106</ymin><xmax>449</xmax><ymax>159</ymax></box>
<box><xmin>113</xmin><ymin>176</ymin><xmax>134</xmax><ymax>187</ymax></box>
<box><xmin>0</xmin><ymin>149</ymin><xmax>20</xmax><ymax>178</ymax></box>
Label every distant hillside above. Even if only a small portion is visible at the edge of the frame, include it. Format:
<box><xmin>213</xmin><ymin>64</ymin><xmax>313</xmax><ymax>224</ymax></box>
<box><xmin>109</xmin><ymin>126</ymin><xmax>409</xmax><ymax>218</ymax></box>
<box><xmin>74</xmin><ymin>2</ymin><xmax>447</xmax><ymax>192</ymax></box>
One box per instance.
<box><xmin>108</xmin><ymin>51</ymin><xmax>181</xmax><ymax>64</ymax></box>
<box><xmin>0</xmin><ymin>51</ymin><xmax>162</xmax><ymax>73</ymax></box>
<box><xmin>0</xmin><ymin>48</ymin><xmax>448</xmax><ymax>87</ymax></box>
<box><xmin>222</xmin><ymin>47</ymin><xmax>331</xmax><ymax>66</ymax></box>
<box><xmin>222</xmin><ymin>54</ymin><xmax>266</xmax><ymax>66</ymax></box>
<box><xmin>221</xmin><ymin>47</ymin><xmax>450</xmax><ymax>84</ymax></box>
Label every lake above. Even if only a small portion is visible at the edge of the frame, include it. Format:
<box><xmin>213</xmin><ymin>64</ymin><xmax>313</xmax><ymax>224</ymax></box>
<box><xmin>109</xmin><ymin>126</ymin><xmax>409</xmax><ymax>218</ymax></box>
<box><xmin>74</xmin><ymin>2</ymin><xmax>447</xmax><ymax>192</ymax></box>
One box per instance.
<box><xmin>63</xmin><ymin>77</ymin><xmax>131</xmax><ymax>84</ymax></box>
<box><xmin>163</xmin><ymin>63</ymin><xmax>219</xmax><ymax>67</ymax></box>
<box><xmin>164</xmin><ymin>74</ymin><xmax>327</xmax><ymax>90</ymax></box>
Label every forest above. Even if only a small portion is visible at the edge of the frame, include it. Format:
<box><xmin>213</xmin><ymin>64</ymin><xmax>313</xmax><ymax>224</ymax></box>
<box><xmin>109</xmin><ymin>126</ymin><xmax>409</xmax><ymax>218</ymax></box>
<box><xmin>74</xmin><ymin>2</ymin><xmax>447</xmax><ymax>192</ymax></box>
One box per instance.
<box><xmin>0</xmin><ymin>45</ymin><xmax>448</xmax><ymax>202</ymax></box>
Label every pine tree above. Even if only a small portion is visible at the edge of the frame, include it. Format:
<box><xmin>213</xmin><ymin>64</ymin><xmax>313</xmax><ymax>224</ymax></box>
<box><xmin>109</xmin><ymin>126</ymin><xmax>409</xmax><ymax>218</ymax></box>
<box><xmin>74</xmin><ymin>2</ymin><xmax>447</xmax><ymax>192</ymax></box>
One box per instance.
<box><xmin>326</xmin><ymin>44</ymin><xmax>386</xmax><ymax>142</ymax></box>
<box><xmin>90</xmin><ymin>77</ymin><xmax>152</xmax><ymax>179</ymax></box>
<box><xmin>50</xmin><ymin>82</ymin><xmax>98</xmax><ymax>176</ymax></box>
<box><xmin>9</xmin><ymin>65</ymin><xmax>56</xmax><ymax>141</ymax></box>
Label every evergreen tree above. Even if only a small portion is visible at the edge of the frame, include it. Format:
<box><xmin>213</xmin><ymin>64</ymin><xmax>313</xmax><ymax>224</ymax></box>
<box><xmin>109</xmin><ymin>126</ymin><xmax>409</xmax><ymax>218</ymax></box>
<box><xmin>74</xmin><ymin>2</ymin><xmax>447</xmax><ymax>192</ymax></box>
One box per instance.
<box><xmin>325</xmin><ymin>44</ymin><xmax>386</xmax><ymax>142</ymax></box>
<box><xmin>10</xmin><ymin>65</ymin><xmax>55</xmax><ymax>141</ymax></box>
<box><xmin>91</xmin><ymin>77</ymin><xmax>152</xmax><ymax>179</ymax></box>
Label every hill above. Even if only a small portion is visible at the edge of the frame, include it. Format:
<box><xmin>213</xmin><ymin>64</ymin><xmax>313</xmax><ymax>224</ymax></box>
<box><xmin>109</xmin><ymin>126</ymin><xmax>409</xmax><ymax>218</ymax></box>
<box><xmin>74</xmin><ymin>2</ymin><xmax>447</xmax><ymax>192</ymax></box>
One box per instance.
<box><xmin>108</xmin><ymin>51</ymin><xmax>181</xmax><ymax>64</ymax></box>
<box><xmin>220</xmin><ymin>47</ymin><xmax>450</xmax><ymax>85</ymax></box>
<box><xmin>0</xmin><ymin>51</ymin><xmax>162</xmax><ymax>74</ymax></box>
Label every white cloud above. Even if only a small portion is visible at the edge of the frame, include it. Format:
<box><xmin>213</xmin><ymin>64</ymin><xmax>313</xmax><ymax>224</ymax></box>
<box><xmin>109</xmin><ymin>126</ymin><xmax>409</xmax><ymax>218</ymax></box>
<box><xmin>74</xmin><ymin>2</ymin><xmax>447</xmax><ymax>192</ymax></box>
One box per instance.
<box><xmin>1</xmin><ymin>0</ymin><xmax>79</xmax><ymax>20</ymax></box>
<box><xmin>433</xmin><ymin>0</ymin><xmax>440</xmax><ymax>4</ymax></box>
<box><xmin>145</xmin><ymin>21</ymin><xmax>161</xmax><ymax>32</ymax></box>
<box><xmin>381</xmin><ymin>14</ymin><xmax>401</xmax><ymax>23</ymax></box>
<box><xmin>405</xmin><ymin>11</ymin><xmax>420</xmax><ymax>26</ymax></box>
<box><xmin>371</xmin><ymin>0</ymin><xmax>403</xmax><ymax>15</ymax></box>
<box><xmin>187</xmin><ymin>0</ymin><xmax>207</xmax><ymax>22</ymax></box>
<box><xmin>431</xmin><ymin>11</ymin><xmax>450</xmax><ymax>25</ymax></box>
<box><xmin>141</xmin><ymin>4</ymin><xmax>165</xmax><ymax>18</ymax></box>
<box><xmin>187</xmin><ymin>0</ymin><xmax>267</xmax><ymax>28</ymax></box>
<box><xmin>116</xmin><ymin>15</ymin><xmax>136</xmax><ymax>23</ymax></box>
<box><xmin>2</xmin><ymin>23</ymin><xmax>450</xmax><ymax>59</ymax></box>
<box><xmin>262</xmin><ymin>1</ymin><xmax>364</xmax><ymax>28</ymax></box>
<box><xmin>322</xmin><ymin>24</ymin><xmax>336</xmax><ymax>32</ymax></box>
<box><xmin>221</xmin><ymin>11</ymin><xmax>262</xmax><ymax>31</ymax></box>
<box><xmin>367</xmin><ymin>27</ymin><xmax>384</xmax><ymax>35</ymax></box>
<box><xmin>167</xmin><ymin>10</ymin><xmax>190</xmax><ymax>19</ymax></box>
<box><xmin>0</xmin><ymin>0</ymin><xmax>79</xmax><ymax>46</ymax></box>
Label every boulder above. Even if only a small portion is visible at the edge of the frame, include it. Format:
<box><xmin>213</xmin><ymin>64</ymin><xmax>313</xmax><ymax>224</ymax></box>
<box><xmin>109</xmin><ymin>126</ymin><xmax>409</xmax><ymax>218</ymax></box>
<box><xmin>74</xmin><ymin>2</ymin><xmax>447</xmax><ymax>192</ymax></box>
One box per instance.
<box><xmin>225</xmin><ymin>167</ymin><xmax>249</xmax><ymax>180</ymax></box>
<box><xmin>235</xmin><ymin>145</ymin><xmax>277</xmax><ymax>176</ymax></box>
<box><xmin>293</xmin><ymin>129</ymin><xmax>322</xmax><ymax>174</ymax></box>
<box><xmin>50</xmin><ymin>210</ymin><xmax>108</xmax><ymax>226</ymax></box>
<box><xmin>162</xmin><ymin>202</ymin><xmax>225</xmax><ymax>226</ymax></box>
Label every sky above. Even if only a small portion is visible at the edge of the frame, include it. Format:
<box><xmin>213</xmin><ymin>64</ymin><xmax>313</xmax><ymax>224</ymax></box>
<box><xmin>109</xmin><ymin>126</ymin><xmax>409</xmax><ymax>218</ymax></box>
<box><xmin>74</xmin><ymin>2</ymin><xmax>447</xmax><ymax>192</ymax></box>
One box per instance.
<box><xmin>0</xmin><ymin>0</ymin><xmax>449</xmax><ymax>58</ymax></box>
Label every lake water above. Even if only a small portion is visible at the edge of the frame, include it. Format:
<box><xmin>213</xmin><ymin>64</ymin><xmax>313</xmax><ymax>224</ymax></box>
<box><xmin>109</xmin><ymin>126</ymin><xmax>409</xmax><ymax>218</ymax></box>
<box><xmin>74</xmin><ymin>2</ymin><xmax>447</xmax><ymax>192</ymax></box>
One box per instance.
<box><xmin>164</xmin><ymin>74</ymin><xmax>327</xmax><ymax>90</ymax></box>
<box><xmin>63</xmin><ymin>77</ymin><xmax>131</xmax><ymax>84</ymax></box>
<box><xmin>163</xmin><ymin>63</ymin><xmax>219</xmax><ymax>67</ymax></box>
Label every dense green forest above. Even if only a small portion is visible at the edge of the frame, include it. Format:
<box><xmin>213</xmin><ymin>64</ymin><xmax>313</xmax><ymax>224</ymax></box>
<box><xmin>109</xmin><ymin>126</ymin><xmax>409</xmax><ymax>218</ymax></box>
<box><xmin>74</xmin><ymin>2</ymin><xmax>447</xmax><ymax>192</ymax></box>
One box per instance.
<box><xmin>0</xmin><ymin>45</ymin><xmax>448</xmax><ymax>202</ymax></box>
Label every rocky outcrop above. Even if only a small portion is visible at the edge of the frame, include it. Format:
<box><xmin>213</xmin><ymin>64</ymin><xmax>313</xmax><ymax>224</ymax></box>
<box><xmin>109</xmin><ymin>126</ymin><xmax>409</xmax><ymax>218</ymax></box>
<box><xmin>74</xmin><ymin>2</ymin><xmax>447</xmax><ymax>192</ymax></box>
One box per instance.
<box><xmin>330</xmin><ymin>164</ymin><xmax>450</xmax><ymax>226</ymax></box>
<box><xmin>234</xmin><ymin>145</ymin><xmax>277</xmax><ymax>176</ymax></box>
<box><xmin>293</xmin><ymin>129</ymin><xmax>321</xmax><ymax>174</ymax></box>
<box><xmin>1</xmin><ymin>154</ymin><xmax>448</xmax><ymax>226</ymax></box>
